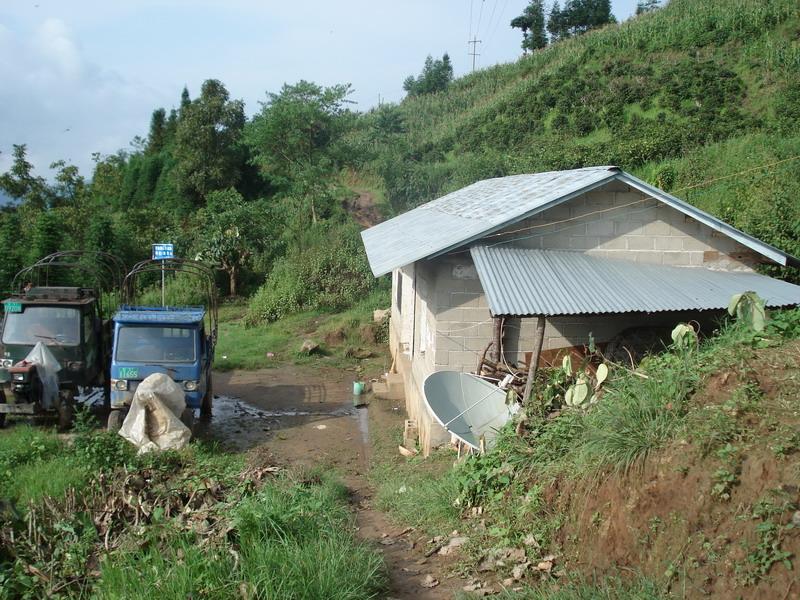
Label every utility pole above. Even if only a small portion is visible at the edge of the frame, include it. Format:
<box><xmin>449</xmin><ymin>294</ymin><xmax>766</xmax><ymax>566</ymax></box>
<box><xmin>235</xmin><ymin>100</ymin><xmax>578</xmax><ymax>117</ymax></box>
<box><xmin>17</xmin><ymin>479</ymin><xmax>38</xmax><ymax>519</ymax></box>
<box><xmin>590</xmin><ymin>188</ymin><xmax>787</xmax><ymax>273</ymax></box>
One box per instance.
<box><xmin>468</xmin><ymin>36</ymin><xmax>482</xmax><ymax>71</ymax></box>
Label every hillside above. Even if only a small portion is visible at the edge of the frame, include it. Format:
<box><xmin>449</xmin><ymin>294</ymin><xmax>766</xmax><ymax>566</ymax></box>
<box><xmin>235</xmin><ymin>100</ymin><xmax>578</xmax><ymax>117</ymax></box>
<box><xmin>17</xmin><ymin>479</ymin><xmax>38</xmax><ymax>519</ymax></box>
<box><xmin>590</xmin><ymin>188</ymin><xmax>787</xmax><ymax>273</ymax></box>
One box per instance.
<box><xmin>372</xmin><ymin>312</ymin><xmax>800</xmax><ymax>598</ymax></box>
<box><xmin>359</xmin><ymin>0</ymin><xmax>800</xmax><ymax>279</ymax></box>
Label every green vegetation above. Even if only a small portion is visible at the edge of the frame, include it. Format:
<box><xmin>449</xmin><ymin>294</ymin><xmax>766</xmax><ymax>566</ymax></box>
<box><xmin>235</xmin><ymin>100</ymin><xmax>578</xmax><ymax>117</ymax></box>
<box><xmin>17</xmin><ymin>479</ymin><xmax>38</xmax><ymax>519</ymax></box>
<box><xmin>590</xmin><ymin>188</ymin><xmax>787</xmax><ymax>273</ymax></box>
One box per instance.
<box><xmin>373</xmin><ymin>308</ymin><xmax>800</xmax><ymax>591</ymax></box>
<box><xmin>2</xmin><ymin>0</ymin><xmax>798</xmax><ymax>325</ymax></box>
<box><xmin>0</xmin><ymin>424</ymin><xmax>386</xmax><ymax>599</ymax></box>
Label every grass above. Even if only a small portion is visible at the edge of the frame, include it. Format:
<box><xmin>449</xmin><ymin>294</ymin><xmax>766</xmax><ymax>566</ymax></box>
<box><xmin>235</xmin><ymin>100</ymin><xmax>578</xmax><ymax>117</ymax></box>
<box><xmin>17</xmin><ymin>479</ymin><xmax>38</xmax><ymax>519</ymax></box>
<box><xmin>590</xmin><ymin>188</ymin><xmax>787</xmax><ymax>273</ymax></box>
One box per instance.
<box><xmin>0</xmin><ymin>423</ymin><xmax>387</xmax><ymax>599</ymax></box>
<box><xmin>0</xmin><ymin>426</ymin><xmax>86</xmax><ymax>505</ymax></box>
<box><xmin>95</xmin><ymin>470</ymin><xmax>386</xmax><ymax>600</ymax></box>
<box><xmin>478</xmin><ymin>575</ymin><xmax>665</xmax><ymax>599</ymax></box>
<box><xmin>214</xmin><ymin>289</ymin><xmax>390</xmax><ymax>372</ymax></box>
<box><xmin>368</xmin><ymin>417</ymin><xmax>462</xmax><ymax>536</ymax></box>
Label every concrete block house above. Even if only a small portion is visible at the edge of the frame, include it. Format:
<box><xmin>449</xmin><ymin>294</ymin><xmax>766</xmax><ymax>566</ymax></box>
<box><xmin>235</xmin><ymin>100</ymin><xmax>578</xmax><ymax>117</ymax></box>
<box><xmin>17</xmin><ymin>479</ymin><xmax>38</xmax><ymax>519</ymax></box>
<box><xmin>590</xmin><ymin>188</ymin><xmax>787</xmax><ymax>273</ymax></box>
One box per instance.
<box><xmin>361</xmin><ymin>166</ymin><xmax>800</xmax><ymax>454</ymax></box>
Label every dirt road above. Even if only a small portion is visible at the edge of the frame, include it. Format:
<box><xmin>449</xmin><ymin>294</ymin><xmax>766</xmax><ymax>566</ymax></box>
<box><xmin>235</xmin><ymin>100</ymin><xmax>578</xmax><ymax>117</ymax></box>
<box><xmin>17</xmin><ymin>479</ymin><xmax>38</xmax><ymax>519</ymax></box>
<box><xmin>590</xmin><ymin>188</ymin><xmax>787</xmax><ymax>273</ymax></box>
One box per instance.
<box><xmin>201</xmin><ymin>366</ymin><xmax>465</xmax><ymax>600</ymax></box>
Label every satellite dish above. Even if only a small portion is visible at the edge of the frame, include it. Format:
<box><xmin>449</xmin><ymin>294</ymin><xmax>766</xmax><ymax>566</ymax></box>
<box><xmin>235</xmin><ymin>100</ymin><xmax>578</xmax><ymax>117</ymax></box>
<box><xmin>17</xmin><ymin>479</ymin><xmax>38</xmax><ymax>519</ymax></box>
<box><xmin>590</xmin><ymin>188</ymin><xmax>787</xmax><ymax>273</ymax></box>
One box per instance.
<box><xmin>423</xmin><ymin>371</ymin><xmax>518</xmax><ymax>451</ymax></box>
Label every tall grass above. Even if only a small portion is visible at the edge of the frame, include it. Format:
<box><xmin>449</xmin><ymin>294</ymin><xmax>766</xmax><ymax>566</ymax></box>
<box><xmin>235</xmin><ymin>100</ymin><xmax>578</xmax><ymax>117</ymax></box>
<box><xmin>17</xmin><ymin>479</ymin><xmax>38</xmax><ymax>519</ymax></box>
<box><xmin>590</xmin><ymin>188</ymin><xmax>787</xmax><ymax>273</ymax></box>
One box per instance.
<box><xmin>96</xmin><ymin>471</ymin><xmax>387</xmax><ymax>600</ymax></box>
<box><xmin>485</xmin><ymin>575</ymin><xmax>664</xmax><ymax>599</ymax></box>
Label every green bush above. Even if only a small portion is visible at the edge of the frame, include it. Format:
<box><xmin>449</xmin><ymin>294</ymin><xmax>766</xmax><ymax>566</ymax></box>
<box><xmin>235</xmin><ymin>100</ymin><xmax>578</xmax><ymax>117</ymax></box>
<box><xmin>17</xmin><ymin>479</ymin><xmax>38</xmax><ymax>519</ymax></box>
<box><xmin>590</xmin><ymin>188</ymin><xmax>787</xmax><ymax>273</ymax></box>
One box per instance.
<box><xmin>246</xmin><ymin>221</ymin><xmax>376</xmax><ymax>324</ymax></box>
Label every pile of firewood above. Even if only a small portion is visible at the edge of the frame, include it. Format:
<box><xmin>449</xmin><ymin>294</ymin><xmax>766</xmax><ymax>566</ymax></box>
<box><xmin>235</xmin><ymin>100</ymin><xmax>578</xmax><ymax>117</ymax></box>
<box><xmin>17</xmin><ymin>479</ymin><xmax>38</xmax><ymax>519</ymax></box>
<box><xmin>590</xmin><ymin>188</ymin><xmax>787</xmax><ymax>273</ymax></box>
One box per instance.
<box><xmin>475</xmin><ymin>342</ymin><xmax>528</xmax><ymax>400</ymax></box>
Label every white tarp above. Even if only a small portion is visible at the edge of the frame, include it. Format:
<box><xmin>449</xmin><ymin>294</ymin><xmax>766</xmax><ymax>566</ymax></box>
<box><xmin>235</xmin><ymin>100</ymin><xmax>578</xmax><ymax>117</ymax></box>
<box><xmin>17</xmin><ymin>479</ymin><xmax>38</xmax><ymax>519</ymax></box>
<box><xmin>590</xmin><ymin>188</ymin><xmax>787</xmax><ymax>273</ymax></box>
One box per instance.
<box><xmin>119</xmin><ymin>373</ymin><xmax>191</xmax><ymax>453</ymax></box>
<box><xmin>23</xmin><ymin>342</ymin><xmax>61</xmax><ymax>409</ymax></box>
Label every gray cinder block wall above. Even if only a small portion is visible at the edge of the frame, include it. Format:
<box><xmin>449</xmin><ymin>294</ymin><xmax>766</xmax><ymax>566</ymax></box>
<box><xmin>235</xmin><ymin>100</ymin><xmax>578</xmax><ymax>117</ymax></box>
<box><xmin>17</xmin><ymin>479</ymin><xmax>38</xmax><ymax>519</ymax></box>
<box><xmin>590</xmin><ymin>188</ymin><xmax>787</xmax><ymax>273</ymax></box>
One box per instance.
<box><xmin>389</xmin><ymin>181</ymin><xmax>758</xmax><ymax>453</ymax></box>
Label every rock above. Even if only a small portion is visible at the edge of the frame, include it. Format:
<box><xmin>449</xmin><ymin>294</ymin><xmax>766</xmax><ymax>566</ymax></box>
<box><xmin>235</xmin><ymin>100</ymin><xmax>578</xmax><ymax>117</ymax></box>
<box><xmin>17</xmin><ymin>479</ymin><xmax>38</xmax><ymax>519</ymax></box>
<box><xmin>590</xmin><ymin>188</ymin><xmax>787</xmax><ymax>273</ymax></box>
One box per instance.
<box><xmin>536</xmin><ymin>559</ymin><xmax>554</xmax><ymax>573</ymax></box>
<box><xmin>523</xmin><ymin>534</ymin><xmax>540</xmax><ymax>549</ymax></box>
<box><xmin>502</xmin><ymin>578</ymin><xmax>516</xmax><ymax>587</ymax></box>
<box><xmin>398</xmin><ymin>445</ymin><xmax>418</xmax><ymax>457</ymax></box>
<box><xmin>420</xmin><ymin>575</ymin><xmax>439</xmax><ymax>588</ymax></box>
<box><xmin>373</xmin><ymin>308</ymin><xmax>390</xmax><ymax>323</ymax></box>
<box><xmin>438</xmin><ymin>536</ymin><xmax>469</xmax><ymax>556</ymax></box>
<box><xmin>512</xmin><ymin>562</ymin><xmax>530</xmax><ymax>580</ymax></box>
<box><xmin>299</xmin><ymin>339</ymin><xmax>320</xmax><ymax>355</ymax></box>
<box><xmin>792</xmin><ymin>511</ymin><xmax>800</xmax><ymax>527</ymax></box>
<box><xmin>463</xmin><ymin>581</ymin><xmax>483</xmax><ymax>592</ymax></box>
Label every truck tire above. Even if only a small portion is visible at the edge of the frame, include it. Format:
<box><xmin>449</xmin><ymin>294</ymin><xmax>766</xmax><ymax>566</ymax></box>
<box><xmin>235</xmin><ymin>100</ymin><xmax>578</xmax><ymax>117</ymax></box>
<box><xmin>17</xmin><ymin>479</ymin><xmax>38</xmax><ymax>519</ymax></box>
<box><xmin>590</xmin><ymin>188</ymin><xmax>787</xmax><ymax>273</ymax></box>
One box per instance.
<box><xmin>57</xmin><ymin>388</ymin><xmax>75</xmax><ymax>432</ymax></box>
<box><xmin>180</xmin><ymin>407</ymin><xmax>195</xmax><ymax>434</ymax></box>
<box><xmin>107</xmin><ymin>408</ymin><xmax>126</xmax><ymax>433</ymax></box>
<box><xmin>200</xmin><ymin>374</ymin><xmax>213</xmax><ymax>420</ymax></box>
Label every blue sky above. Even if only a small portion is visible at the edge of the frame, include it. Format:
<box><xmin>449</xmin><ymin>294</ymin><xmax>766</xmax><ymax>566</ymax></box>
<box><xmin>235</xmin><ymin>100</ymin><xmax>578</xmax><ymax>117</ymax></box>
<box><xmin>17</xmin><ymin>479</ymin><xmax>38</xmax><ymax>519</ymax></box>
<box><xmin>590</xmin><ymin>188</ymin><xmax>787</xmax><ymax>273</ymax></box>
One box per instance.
<box><xmin>0</xmin><ymin>0</ymin><xmax>641</xmax><ymax>178</ymax></box>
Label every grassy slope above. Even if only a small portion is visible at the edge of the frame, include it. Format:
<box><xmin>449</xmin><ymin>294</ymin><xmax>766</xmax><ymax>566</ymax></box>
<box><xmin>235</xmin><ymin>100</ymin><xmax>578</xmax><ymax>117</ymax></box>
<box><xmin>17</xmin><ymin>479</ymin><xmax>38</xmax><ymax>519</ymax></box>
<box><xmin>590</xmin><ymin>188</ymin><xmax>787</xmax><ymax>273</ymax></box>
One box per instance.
<box><xmin>360</xmin><ymin>0</ymin><xmax>800</xmax><ymax>277</ymax></box>
<box><xmin>214</xmin><ymin>288</ymin><xmax>391</xmax><ymax>372</ymax></box>
<box><xmin>372</xmin><ymin>311</ymin><xmax>800</xmax><ymax>598</ymax></box>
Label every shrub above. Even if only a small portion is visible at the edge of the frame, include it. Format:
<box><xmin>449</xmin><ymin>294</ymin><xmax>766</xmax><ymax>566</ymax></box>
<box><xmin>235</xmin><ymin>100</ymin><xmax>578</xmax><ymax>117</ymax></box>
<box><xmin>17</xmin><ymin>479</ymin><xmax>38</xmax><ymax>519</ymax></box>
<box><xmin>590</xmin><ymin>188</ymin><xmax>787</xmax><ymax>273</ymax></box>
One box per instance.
<box><xmin>246</xmin><ymin>221</ymin><xmax>376</xmax><ymax>324</ymax></box>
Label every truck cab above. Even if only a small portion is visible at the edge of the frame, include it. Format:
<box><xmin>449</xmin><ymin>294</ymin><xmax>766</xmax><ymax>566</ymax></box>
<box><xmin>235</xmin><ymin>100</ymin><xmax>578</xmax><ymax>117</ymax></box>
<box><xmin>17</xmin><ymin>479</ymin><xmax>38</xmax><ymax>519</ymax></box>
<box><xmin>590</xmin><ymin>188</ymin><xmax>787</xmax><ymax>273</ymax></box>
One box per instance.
<box><xmin>0</xmin><ymin>287</ymin><xmax>108</xmax><ymax>428</ymax></box>
<box><xmin>109</xmin><ymin>306</ymin><xmax>213</xmax><ymax>427</ymax></box>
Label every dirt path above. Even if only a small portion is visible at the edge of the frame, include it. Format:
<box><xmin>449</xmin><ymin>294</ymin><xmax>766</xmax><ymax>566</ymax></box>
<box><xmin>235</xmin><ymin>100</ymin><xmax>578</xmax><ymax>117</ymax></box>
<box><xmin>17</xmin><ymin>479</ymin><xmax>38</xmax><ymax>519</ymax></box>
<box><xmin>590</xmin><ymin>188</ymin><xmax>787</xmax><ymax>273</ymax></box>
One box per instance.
<box><xmin>346</xmin><ymin>190</ymin><xmax>383</xmax><ymax>228</ymax></box>
<box><xmin>202</xmin><ymin>367</ymin><xmax>465</xmax><ymax>599</ymax></box>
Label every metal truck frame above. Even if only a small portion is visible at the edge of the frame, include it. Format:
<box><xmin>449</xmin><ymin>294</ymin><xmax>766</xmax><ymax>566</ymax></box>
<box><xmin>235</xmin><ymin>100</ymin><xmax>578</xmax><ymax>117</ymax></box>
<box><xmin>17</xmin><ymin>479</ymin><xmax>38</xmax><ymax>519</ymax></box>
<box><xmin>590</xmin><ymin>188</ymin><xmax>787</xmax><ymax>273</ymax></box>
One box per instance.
<box><xmin>0</xmin><ymin>251</ymin><xmax>126</xmax><ymax>429</ymax></box>
<box><xmin>107</xmin><ymin>259</ymin><xmax>217</xmax><ymax>431</ymax></box>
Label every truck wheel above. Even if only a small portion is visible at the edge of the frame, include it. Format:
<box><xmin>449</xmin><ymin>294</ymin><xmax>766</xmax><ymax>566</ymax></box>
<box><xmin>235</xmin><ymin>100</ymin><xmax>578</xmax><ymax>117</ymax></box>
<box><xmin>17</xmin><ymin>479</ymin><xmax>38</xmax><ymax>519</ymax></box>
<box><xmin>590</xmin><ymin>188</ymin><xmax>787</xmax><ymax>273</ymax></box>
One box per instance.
<box><xmin>200</xmin><ymin>375</ymin><xmax>213</xmax><ymax>420</ymax></box>
<box><xmin>180</xmin><ymin>408</ymin><xmax>195</xmax><ymax>434</ymax></box>
<box><xmin>107</xmin><ymin>408</ymin><xmax>126</xmax><ymax>433</ymax></box>
<box><xmin>0</xmin><ymin>391</ymin><xmax>6</xmax><ymax>429</ymax></box>
<box><xmin>57</xmin><ymin>389</ymin><xmax>75</xmax><ymax>432</ymax></box>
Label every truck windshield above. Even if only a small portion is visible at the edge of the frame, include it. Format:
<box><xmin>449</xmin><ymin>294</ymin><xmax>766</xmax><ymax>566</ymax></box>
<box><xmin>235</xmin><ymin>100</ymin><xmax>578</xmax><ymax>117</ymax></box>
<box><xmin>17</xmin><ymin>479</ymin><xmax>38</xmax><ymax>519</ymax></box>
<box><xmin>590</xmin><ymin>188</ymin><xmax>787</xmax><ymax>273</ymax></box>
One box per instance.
<box><xmin>2</xmin><ymin>307</ymin><xmax>81</xmax><ymax>345</ymax></box>
<box><xmin>116</xmin><ymin>326</ymin><xmax>197</xmax><ymax>363</ymax></box>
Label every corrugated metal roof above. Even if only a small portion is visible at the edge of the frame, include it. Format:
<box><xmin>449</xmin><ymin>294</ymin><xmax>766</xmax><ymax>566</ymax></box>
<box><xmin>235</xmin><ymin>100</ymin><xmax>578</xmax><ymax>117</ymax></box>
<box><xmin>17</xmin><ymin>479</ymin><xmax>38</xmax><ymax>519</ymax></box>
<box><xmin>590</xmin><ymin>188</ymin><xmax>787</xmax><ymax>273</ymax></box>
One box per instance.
<box><xmin>471</xmin><ymin>246</ymin><xmax>800</xmax><ymax>316</ymax></box>
<box><xmin>361</xmin><ymin>167</ymin><xmax>619</xmax><ymax>276</ymax></box>
<box><xmin>360</xmin><ymin>167</ymin><xmax>799</xmax><ymax>277</ymax></box>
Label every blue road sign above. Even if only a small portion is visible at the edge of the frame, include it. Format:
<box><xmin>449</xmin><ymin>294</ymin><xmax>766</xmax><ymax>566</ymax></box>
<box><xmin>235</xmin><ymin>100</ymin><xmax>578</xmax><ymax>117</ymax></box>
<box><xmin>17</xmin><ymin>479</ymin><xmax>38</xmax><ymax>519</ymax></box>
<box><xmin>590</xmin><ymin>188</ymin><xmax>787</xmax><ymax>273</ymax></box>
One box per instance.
<box><xmin>152</xmin><ymin>243</ymin><xmax>174</xmax><ymax>260</ymax></box>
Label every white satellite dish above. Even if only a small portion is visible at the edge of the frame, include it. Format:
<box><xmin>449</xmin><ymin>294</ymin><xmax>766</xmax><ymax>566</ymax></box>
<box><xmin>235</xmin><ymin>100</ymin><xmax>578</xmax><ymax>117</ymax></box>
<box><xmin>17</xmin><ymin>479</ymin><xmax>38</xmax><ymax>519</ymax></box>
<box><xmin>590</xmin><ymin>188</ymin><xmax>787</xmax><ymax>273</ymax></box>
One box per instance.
<box><xmin>423</xmin><ymin>371</ymin><xmax>517</xmax><ymax>451</ymax></box>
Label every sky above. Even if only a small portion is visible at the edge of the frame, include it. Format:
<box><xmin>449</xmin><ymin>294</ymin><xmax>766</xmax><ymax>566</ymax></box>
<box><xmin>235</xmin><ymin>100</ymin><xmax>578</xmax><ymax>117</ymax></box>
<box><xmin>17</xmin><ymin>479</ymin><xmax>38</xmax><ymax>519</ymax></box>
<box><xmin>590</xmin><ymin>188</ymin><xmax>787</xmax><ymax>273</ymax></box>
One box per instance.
<box><xmin>0</xmin><ymin>0</ymin><xmax>641</xmax><ymax>179</ymax></box>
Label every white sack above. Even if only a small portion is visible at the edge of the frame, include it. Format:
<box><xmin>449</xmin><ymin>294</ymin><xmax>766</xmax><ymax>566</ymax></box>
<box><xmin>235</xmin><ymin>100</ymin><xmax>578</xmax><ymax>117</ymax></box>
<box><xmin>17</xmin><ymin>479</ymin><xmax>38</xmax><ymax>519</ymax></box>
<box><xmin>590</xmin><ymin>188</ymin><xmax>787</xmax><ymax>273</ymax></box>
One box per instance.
<box><xmin>23</xmin><ymin>342</ymin><xmax>62</xmax><ymax>410</ymax></box>
<box><xmin>119</xmin><ymin>373</ymin><xmax>191</xmax><ymax>453</ymax></box>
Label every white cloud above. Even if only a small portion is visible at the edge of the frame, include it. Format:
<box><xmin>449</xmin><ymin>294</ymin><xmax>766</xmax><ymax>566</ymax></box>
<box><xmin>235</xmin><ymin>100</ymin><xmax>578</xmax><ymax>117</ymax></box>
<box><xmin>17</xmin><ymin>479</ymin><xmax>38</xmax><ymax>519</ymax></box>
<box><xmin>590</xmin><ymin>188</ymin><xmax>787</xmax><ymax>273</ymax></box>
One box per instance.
<box><xmin>0</xmin><ymin>17</ymin><xmax>168</xmax><ymax>178</ymax></box>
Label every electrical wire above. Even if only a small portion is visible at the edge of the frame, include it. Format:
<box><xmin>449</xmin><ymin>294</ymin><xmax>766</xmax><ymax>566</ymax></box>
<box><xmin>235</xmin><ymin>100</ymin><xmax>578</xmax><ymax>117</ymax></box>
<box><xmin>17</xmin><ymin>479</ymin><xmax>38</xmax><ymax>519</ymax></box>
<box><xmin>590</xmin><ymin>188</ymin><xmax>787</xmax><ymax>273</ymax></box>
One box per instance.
<box><xmin>476</xmin><ymin>0</ymin><xmax>486</xmax><ymax>37</ymax></box>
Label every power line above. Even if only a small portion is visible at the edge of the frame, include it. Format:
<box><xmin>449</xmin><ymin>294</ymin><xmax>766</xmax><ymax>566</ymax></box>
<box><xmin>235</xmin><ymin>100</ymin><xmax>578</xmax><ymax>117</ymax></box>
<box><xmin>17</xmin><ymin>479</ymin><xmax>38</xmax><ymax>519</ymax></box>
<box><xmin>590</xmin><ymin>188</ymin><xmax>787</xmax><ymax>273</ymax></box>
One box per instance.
<box><xmin>485</xmin><ymin>0</ymin><xmax>510</xmax><ymax>51</ymax></box>
<box><xmin>469</xmin><ymin>0</ymin><xmax>475</xmax><ymax>41</ymax></box>
<box><xmin>476</xmin><ymin>0</ymin><xmax>486</xmax><ymax>36</ymax></box>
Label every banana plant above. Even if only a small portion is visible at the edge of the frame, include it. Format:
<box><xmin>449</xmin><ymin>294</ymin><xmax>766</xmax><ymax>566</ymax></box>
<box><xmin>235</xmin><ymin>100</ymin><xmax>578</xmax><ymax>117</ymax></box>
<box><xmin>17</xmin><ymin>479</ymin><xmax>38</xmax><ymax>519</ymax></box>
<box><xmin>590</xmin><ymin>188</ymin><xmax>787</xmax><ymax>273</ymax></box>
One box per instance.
<box><xmin>728</xmin><ymin>291</ymin><xmax>766</xmax><ymax>332</ymax></box>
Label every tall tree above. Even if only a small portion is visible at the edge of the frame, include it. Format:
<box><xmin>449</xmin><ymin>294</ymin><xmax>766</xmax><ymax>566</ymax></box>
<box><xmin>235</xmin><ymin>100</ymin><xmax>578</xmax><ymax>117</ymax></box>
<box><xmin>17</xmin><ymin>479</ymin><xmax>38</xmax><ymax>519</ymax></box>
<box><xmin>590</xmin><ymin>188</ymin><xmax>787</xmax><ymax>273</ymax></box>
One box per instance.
<box><xmin>548</xmin><ymin>0</ymin><xmax>614</xmax><ymax>39</ymax></box>
<box><xmin>29</xmin><ymin>211</ymin><xmax>61</xmax><ymax>264</ymax></box>
<box><xmin>196</xmin><ymin>188</ymin><xmax>273</xmax><ymax>296</ymax></box>
<box><xmin>403</xmin><ymin>54</ymin><xmax>454</xmax><ymax>96</ymax></box>
<box><xmin>0</xmin><ymin>144</ymin><xmax>48</xmax><ymax>209</ymax></box>
<box><xmin>547</xmin><ymin>1</ymin><xmax>568</xmax><ymax>41</ymax></box>
<box><xmin>511</xmin><ymin>1</ymin><xmax>548</xmax><ymax>53</ymax></box>
<box><xmin>245</xmin><ymin>81</ymin><xmax>354</xmax><ymax>224</ymax></box>
<box><xmin>146</xmin><ymin>108</ymin><xmax>167</xmax><ymax>154</ymax></box>
<box><xmin>172</xmin><ymin>79</ymin><xmax>246</xmax><ymax>205</ymax></box>
<box><xmin>636</xmin><ymin>0</ymin><xmax>661</xmax><ymax>14</ymax></box>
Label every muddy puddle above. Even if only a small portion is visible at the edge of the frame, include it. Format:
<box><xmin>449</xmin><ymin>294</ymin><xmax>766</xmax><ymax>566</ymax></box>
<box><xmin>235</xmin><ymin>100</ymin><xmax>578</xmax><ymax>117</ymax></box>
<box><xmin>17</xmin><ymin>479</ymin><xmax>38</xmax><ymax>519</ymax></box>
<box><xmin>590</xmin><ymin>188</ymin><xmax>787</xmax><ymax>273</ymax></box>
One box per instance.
<box><xmin>195</xmin><ymin>393</ymin><xmax>364</xmax><ymax>451</ymax></box>
<box><xmin>195</xmin><ymin>367</ymin><xmax>373</xmax><ymax>454</ymax></box>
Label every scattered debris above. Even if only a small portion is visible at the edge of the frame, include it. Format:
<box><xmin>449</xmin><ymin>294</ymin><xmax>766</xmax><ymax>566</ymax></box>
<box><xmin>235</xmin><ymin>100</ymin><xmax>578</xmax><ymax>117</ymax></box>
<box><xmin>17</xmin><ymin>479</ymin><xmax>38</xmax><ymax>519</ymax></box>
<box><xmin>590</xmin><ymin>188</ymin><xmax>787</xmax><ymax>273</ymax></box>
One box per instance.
<box><xmin>438</xmin><ymin>536</ymin><xmax>469</xmax><ymax>556</ymax></box>
<box><xmin>398</xmin><ymin>444</ymin><xmax>418</xmax><ymax>457</ymax></box>
<box><xmin>299</xmin><ymin>339</ymin><xmax>320</xmax><ymax>355</ymax></box>
<box><xmin>420</xmin><ymin>574</ymin><xmax>439</xmax><ymax>588</ymax></box>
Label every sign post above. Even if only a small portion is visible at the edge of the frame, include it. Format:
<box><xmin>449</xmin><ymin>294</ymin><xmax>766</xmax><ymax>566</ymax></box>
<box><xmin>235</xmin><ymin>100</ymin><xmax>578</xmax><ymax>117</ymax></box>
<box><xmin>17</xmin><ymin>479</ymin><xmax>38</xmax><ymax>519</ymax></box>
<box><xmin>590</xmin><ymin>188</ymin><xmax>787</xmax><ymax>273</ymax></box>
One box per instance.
<box><xmin>151</xmin><ymin>243</ymin><xmax>174</xmax><ymax>307</ymax></box>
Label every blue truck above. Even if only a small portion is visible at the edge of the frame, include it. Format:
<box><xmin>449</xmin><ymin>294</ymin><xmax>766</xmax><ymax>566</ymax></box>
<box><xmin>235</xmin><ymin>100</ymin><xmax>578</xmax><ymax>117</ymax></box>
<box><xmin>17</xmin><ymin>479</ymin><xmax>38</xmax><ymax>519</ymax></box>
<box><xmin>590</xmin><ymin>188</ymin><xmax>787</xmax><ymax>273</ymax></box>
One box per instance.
<box><xmin>107</xmin><ymin>259</ymin><xmax>217</xmax><ymax>432</ymax></box>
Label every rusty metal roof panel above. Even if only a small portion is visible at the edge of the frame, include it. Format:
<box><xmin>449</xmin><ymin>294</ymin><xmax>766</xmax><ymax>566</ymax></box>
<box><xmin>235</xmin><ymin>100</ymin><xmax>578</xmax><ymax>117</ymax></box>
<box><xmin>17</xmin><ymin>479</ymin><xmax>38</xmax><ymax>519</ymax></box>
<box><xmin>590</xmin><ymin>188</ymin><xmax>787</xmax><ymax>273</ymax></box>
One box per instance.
<box><xmin>360</xmin><ymin>167</ymin><xmax>619</xmax><ymax>276</ymax></box>
<box><xmin>471</xmin><ymin>245</ymin><xmax>800</xmax><ymax>316</ymax></box>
